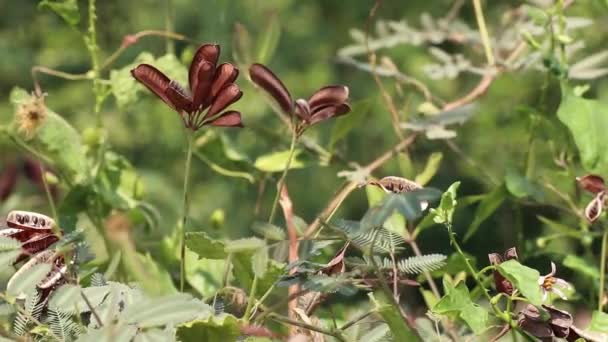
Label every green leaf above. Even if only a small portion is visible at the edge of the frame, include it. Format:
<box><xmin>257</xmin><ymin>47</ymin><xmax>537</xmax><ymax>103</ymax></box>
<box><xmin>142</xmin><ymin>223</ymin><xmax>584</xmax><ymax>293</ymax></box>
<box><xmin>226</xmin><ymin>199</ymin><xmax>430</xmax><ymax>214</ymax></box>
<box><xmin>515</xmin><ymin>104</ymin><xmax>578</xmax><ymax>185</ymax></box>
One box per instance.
<box><xmin>329</xmin><ymin>99</ymin><xmax>372</xmax><ymax>150</ymax></box>
<box><xmin>254</xmin><ymin>149</ymin><xmax>306</xmax><ymax>172</ymax></box>
<box><xmin>39</xmin><ymin>0</ymin><xmax>80</xmax><ymax>26</ymax></box>
<box><xmin>75</xmin><ymin>324</ymin><xmax>137</xmax><ymax>342</ymax></box>
<box><xmin>123</xmin><ymin>294</ymin><xmax>212</xmax><ymax>328</ymax></box>
<box><xmin>186</xmin><ymin>232</ymin><xmax>227</xmax><ymax>259</ymax></box>
<box><xmin>563</xmin><ymin>255</ymin><xmax>600</xmax><ymax>281</ymax></box>
<box><xmin>415</xmin><ymin>152</ymin><xmax>443</xmax><ymax>186</ymax></box>
<box><xmin>431</xmin><ymin>182</ymin><xmax>460</xmax><ymax>225</ymax></box>
<box><xmin>504</xmin><ymin>168</ymin><xmax>544</xmax><ymax>200</ymax></box>
<box><xmin>0</xmin><ymin>236</ymin><xmax>22</xmax><ymax>271</ymax></box>
<box><xmin>177</xmin><ymin>314</ymin><xmax>240</xmax><ymax>341</ymax></box>
<box><xmin>251</xmin><ymin>221</ymin><xmax>286</xmax><ymax>241</ymax></box>
<box><xmin>256</xmin><ymin>13</ymin><xmax>281</xmax><ymax>63</ymax></box>
<box><xmin>369</xmin><ymin>292</ymin><xmax>421</xmax><ymax>341</ymax></box>
<box><xmin>185</xmin><ymin>250</ymin><xmax>227</xmax><ymax>298</ymax></box>
<box><xmin>433</xmin><ymin>279</ymin><xmax>489</xmax><ymax>334</ymax></box>
<box><xmin>496</xmin><ymin>260</ymin><xmax>543</xmax><ymax>305</ymax></box>
<box><xmin>252</xmin><ymin>247</ymin><xmax>269</xmax><ymax>278</ymax></box>
<box><xmin>557</xmin><ymin>87</ymin><xmax>608</xmax><ymax>175</ymax></box>
<box><xmin>590</xmin><ymin>310</ymin><xmax>608</xmax><ymax>333</ymax></box>
<box><xmin>463</xmin><ymin>185</ymin><xmax>507</xmax><ymax>241</ymax></box>
<box><xmin>224</xmin><ymin>237</ymin><xmax>265</xmax><ymax>253</ymax></box>
<box><xmin>7</xmin><ymin>263</ymin><xmax>52</xmax><ymax>299</ymax></box>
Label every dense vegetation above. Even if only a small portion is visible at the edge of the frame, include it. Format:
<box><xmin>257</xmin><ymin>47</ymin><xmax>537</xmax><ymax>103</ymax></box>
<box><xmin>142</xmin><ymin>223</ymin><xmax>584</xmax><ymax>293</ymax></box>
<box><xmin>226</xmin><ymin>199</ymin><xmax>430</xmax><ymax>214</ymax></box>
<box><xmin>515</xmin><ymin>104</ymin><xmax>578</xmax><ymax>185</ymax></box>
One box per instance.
<box><xmin>1</xmin><ymin>0</ymin><xmax>608</xmax><ymax>341</ymax></box>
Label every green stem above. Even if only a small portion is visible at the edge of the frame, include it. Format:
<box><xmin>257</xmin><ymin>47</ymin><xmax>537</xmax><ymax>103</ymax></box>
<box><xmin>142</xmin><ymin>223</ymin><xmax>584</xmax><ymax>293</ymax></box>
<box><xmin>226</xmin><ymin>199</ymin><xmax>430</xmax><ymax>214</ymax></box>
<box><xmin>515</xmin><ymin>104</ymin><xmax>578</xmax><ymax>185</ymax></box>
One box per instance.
<box><xmin>472</xmin><ymin>0</ymin><xmax>495</xmax><ymax>66</ymax></box>
<box><xmin>267</xmin><ymin>126</ymin><xmax>298</xmax><ymax>224</ymax></box>
<box><xmin>86</xmin><ymin>0</ymin><xmax>103</xmax><ymax>126</ymax></box>
<box><xmin>600</xmin><ymin>228</ymin><xmax>608</xmax><ymax>312</ymax></box>
<box><xmin>37</xmin><ymin>160</ymin><xmax>58</xmax><ymax>228</ymax></box>
<box><xmin>165</xmin><ymin>0</ymin><xmax>175</xmax><ymax>55</ymax></box>
<box><xmin>447</xmin><ymin>223</ymin><xmax>496</xmax><ymax>308</ymax></box>
<box><xmin>243</xmin><ymin>276</ymin><xmax>258</xmax><ymax>323</ymax></box>
<box><xmin>180</xmin><ymin>130</ymin><xmax>195</xmax><ymax>292</ymax></box>
<box><xmin>248</xmin><ymin>282</ymin><xmax>276</xmax><ymax>321</ymax></box>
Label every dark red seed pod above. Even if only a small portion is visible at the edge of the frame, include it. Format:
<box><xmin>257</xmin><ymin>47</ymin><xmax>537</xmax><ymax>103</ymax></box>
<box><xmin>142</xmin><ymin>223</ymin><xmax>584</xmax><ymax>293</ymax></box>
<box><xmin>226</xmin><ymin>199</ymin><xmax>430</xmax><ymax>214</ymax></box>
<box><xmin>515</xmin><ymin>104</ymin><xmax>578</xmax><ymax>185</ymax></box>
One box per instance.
<box><xmin>192</xmin><ymin>61</ymin><xmax>215</xmax><ymax>110</ymax></box>
<box><xmin>308</xmin><ymin>85</ymin><xmax>349</xmax><ymax>110</ymax></box>
<box><xmin>249</xmin><ymin>63</ymin><xmax>293</xmax><ymax>114</ymax></box>
<box><xmin>189</xmin><ymin>44</ymin><xmax>220</xmax><ymax>93</ymax></box>
<box><xmin>131</xmin><ymin>64</ymin><xmax>174</xmax><ymax>110</ymax></box>
<box><xmin>6</xmin><ymin>211</ymin><xmax>55</xmax><ymax>231</ymax></box>
<box><xmin>206</xmin><ymin>111</ymin><xmax>243</xmax><ymax>128</ymax></box>
<box><xmin>206</xmin><ymin>84</ymin><xmax>243</xmax><ymax>118</ymax></box>
<box><xmin>166</xmin><ymin>81</ymin><xmax>193</xmax><ymax>113</ymax></box>
<box><xmin>211</xmin><ymin>63</ymin><xmax>239</xmax><ymax>99</ymax></box>
<box><xmin>20</xmin><ymin>233</ymin><xmax>60</xmax><ymax>262</ymax></box>
<box><xmin>577</xmin><ymin>174</ymin><xmax>606</xmax><ymax>194</ymax></box>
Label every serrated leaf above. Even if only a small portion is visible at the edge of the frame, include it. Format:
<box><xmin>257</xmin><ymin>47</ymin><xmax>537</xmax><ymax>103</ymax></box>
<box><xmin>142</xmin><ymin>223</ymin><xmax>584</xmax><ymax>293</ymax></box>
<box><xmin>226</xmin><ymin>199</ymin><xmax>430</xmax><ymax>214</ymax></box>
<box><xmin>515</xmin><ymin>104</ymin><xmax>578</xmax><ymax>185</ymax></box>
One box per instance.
<box><xmin>463</xmin><ymin>185</ymin><xmax>507</xmax><ymax>241</ymax></box>
<box><xmin>224</xmin><ymin>237</ymin><xmax>265</xmax><ymax>253</ymax></box>
<box><xmin>252</xmin><ymin>247</ymin><xmax>268</xmax><ymax>278</ymax></box>
<box><xmin>7</xmin><ymin>263</ymin><xmax>52</xmax><ymax>299</ymax></box>
<box><xmin>415</xmin><ymin>152</ymin><xmax>443</xmax><ymax>186</ymax></box>
<box><xmin>185</xmin><ymin>232</ymin><xmax>227</xmax><ymax>259</ymax></box>
<box><xmin>251</xmin><ymin>222</ymin><xmax>286</xmax><ymax>241</ymax></box>
<box><xmin>254</xmin><ymin>149</ymin><xmax>306</xmax><ymax>172</ymax></box>
<box><xmin>124</xmin><ymin>294</ymin><xmax>212</xmax><ymax>328</ymax></box>
<box><xmin>496</xmin><ymin>260</ymin><xmax>543</xmax><ymax>305</ymax></box>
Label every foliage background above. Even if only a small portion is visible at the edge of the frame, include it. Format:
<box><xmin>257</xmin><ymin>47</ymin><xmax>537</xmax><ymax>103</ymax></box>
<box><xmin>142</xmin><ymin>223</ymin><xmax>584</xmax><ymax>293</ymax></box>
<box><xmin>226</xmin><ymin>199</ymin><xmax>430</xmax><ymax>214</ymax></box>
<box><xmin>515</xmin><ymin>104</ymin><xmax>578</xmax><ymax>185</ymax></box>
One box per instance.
<box><xmin>2</xmin><ymin>0</ymin><xmax>608</xmax><ymax>339</ymax></box>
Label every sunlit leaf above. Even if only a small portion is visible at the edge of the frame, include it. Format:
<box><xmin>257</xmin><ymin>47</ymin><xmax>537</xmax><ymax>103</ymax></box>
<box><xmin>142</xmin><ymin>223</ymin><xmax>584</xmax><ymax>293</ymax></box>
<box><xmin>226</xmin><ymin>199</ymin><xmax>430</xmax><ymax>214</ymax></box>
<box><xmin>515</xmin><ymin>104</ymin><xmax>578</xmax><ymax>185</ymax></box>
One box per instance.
<box><xmin>431</xmin><ymin>182</ymin><xmax>460</xmax><ymax>225</ymax></box>
<box><xmin>433</xmin><ymin>278</ymin><xmax>489</xmax><ymax>334</ymax></box>
<box><xmin>7</xmin><ymin>263</ymin><xmax>52</xmax><ymax>299</ymax></box>
<box><xmin>124</xmin><ymin>294</ymin><xmax>212</xmax><ymax>328</ymax></box>
<box><xmin>254</xmin><ymin>149</ymin><xmax>306</xmax><ymax>172</ymax></box>
<box><xmin>415</xmin><ymin>152</ymin><xmax>442</xmax><ymax>186</ymax></box>
<box><xmin>224</xmin><ymin>237</ymin><xmax>265</xmax><ymax>253</ymax></box>
<box><xmin>177</xmin><ymin>313</ymin><xmax>240</xmax><ymax>341</ymax></box>
<box><xmin>186</xmin><ymin>232</ymin><xmax>227</xmax><ymax>259</ymax></box>
<box><xmin>369</xmin><ymin>292</ymin><xmax>421</xmax><ymax>341</ymax></box>
<box><xmin>39</xmin><ymin>0</ymin><xmax>80</xmax><ymax>26</ymax></box>
<box><xmin>256</xmin><ymin>13</ymin><xmax>281</xmax><ymax>63</ymax></box>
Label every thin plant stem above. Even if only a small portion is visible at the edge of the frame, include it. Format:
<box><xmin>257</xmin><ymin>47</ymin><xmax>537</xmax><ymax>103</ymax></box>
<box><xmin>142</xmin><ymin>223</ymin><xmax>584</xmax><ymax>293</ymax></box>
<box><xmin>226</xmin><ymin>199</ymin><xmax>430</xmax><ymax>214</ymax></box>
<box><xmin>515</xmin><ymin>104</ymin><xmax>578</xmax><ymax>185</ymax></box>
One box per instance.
<box><xmin>268</xmin><ymin>313</ymin><xmax>347</xmax><ymax>342</ymax></box>
<box><xmin>37</xmin><ymin>161</ymin><xmax>58</xmax><ymax>229</ymax></box>
<box><xmin>267</xmin><ymin>124</ymin><xmax>298</xmax><ymax>224</ymax></box>
<box><xmin>179</xmin><ymin>130</ymin><xmax>195</xmax><ymax>292</ymax></box>
<box><xmin>472</xmin><ymin>0</ymin><xmax>495</xmax><ymax>66</ymax></box>
<box><xmin>165</xmin><ymin>0</ymin><xmax>175</xmax><ymax>55</ymax></box>
<box><xmin>600</xmin><ymin>228</ymin><xmax>608</xmax><ymax>312</ymax></box>
<box><xmin>243</xmin><ymin>276</ymin><xmax>258</xmax><ymax>323</ymax></box>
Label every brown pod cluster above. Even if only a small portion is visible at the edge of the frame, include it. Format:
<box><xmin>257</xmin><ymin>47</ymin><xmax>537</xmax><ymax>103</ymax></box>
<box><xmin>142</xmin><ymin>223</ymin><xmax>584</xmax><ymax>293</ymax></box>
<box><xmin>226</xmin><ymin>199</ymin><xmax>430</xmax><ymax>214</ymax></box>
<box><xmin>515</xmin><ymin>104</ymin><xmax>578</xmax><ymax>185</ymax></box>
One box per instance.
<box><xmin>577</xmin><ymin>174</ymin><xmax>607</xmax><ymax>222</ymax></box>
<box><xmin>248</xmin><ymin>63</ymin><xmax>350</xmax><ymax>135</ymax></box>
<box><xmin>488</xmin><ymin>247</ymin><xmax>518</xmax><ymax>295</ymax></box>
<box><xmin>2</xmin><ymin>210</ymin><xmax>60</xmax><ymax>263</ymax></box>
<box><xmin>131</xmin><ymin>44</ymin><xmax>244</xmax><ymax>130</ymax></box>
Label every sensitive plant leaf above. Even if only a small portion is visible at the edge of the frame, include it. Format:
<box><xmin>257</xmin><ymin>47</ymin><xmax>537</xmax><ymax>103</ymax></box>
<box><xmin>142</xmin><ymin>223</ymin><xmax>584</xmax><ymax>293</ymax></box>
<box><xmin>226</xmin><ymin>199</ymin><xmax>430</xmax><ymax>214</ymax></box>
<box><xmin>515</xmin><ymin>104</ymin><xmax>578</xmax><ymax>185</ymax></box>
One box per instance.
<box><xmin>254</xmin><ymin>149</ymin><xmax>306</xmax><ymax>172</ymax></box>
<box><xmin>7</xmin><ymin>263</ymin><xmax>52</xmax><ymax>299</ymax></box>
<box><xmin>496</xmin><ymin>260</ymin><xmax>543</xmax><ymax>305</ymax></box>
<box><xmin>398</xmin><ymin>254</ymin><xmax>447</xmax><ymax>274</ymax></box>
<box><xmin>369</xmin><ymin>292</ymin><xmax>421</xmax><ymax>341</ymax></box>
<box><xmin>557</xmin><ymin>87</ymin><xmax>608</xmax><ymax>175</ymax></box>
<box><xmin>563</xmin><ymin>255</ymin><xmax>600</xmax><ymax>281</ymax></box>
<box><xmin>463</xmin><ymin>185</ymin><xmax>507</xmax><ymax>241</ymax></box>
<box><xmin>415</xmin><ymin>152</ymin><xmax>443</xmax><ymax>186</ymax></box>
<box><xmin>185</xmin><ymin>232</ymin><xmax>227</xmax><ymax>259</ymax></box>
<box><xmin>431</xmin><ymin>182</ymin><xmax>460</xmax><ymax>225</ymax></box>
<box><xmin>252</xmin><ymin>247</ymin><xmax>269</xmax><ymax>278</ymax></box>
<box><xmin>433</xmin><ymin>279</ymin><xmax>489</xmax><ymax>334</ymax></box>
<box><xmin>256</xmin><ymin>13</ymin><xmax>281</xmax><ymax>63</ymax></box>
<box><xmin>39</xmin><ymin>0</ymin><xmax>80</xmax><ymax>26</ymax></box>
<box><xmin>251</xmin><ymin>222</ymin><xmax>286</xmax><ymax>241</ymax></box>
<box><xmin>223</xmin><ymin>237</ymin><xmax>265</xmax><ymax>253</ymax></box>
<box><xmin>123</xmin><ymin>294</ymin><xmax>212</xmax><ymax>328</ymax></box>
<box><xmin>0</xmin><ymin>236</ymin><xmax>23</xmax><ymax>271</ymax></box>
<box><xmin>177</xmin><ymin>314</ymin><xmax>240</xmax><ymax>341</ymax></box>
<box><xmin>49</xmin><ymin>284</ymin><xmax>111</xmax><ymax>314</ymax></box>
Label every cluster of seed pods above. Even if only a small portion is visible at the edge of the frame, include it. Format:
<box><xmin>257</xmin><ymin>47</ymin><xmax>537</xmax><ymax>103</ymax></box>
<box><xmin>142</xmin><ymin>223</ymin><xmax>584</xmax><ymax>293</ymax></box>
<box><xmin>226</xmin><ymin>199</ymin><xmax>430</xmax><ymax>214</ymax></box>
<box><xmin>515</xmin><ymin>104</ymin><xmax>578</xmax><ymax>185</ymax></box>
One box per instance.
<box><xmin>1</xmin><ymin>211</ymin><xmax>67</xmax><ymax>295</ymax></box>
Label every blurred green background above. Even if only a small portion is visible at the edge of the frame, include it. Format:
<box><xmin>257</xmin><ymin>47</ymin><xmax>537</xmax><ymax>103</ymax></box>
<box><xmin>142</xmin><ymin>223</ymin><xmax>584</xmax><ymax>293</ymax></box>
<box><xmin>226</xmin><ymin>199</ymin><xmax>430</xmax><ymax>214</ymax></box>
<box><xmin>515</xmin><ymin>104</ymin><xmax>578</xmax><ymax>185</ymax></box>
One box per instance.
<box><xmin>2</xmin><ymin>0</ymin><xmax>608</xmax><ymax>309</ymax></box>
